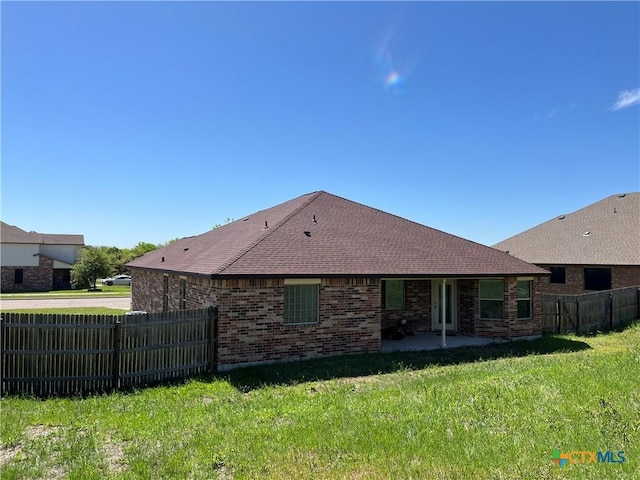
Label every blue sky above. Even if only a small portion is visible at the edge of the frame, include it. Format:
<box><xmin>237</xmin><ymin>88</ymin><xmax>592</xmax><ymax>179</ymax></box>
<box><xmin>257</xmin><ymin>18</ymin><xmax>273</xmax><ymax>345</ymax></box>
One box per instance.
<box><xmin>2</xmin><ymin>1</ymin><xmax>639</xmax><ymax>249</ymax></box>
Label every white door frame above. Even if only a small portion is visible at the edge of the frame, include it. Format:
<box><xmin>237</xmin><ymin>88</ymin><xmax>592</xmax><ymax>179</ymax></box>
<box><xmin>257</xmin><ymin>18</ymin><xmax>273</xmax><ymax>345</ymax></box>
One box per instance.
<box><xmin>431</xmin><ymin>279</ymin><xmax>457</xmax><ymax>331</ymax></box>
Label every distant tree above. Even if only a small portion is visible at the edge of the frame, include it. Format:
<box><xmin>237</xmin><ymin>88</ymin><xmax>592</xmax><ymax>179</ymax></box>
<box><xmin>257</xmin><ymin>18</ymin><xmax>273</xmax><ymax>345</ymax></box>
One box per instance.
<box><xmin>86</xmin><ymin>242</ymin><xmax>160</xmax><ymax>275</ymax></box>
<box><xmin>119</xmin><ymin>242</ymin><xmax>159</xmax><ymax>272</ymax></box>
<box><xmin>129</xmin><ymin>241</ymin><xmax>158</xmax><ymax>258</ymax></box>
<box><xmin>71</xmin><ymin>247</ymin><xmax>112</xmax><ymax>290</ymax></box>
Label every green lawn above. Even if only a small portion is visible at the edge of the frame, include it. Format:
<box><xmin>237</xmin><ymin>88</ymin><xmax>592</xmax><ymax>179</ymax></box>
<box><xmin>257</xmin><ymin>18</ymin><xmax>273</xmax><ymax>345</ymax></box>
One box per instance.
<box><xmin>1</xmin><ymin>323</ymin><xmax>638</xmax><ymax>479</ymax></box>
<box><xmin>0</xmin><ymin>285</ymin><xmax>130</xmax><ymax>300</ymax></box>
<box><xmin>0</xmin><ymin>307</ymin><xmax>126</xmax><ymax>316</ymax></box>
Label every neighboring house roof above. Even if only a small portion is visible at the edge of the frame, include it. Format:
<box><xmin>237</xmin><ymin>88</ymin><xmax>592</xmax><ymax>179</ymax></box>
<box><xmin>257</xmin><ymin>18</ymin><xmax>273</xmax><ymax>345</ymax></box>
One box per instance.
<box><xmin>0</xmin><ymin>222</ymin><xmax>85</xmax><ymax>245</ymax></box>
<box><xmin>493</xmin><ymin>193</ymin><xmax>640</xmax><ymax>266</ymax></box>
<box><xmin>128</xmin><ymin>191</ymin><xmax>546</xmax><ymax>278</ymax></box>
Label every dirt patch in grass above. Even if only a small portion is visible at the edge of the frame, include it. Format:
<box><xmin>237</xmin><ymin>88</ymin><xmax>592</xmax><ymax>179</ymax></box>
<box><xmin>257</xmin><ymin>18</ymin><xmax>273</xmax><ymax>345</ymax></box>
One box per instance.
<box><xmin>102</xmin><ymin>435</ymin><xmax>127</xmax><ymax>473</ymax></box>
<box><xmin>0</xmin><ymin>424</ymin><xmax>63</xmax><ymax>471</ymax></box>
<box><xmin>25</xmin><ymin>424</ymin><xmax>60</xmax><ymax>440</ymax></box>
<box><xmin>0</xmin><ymin>444</ymin><xmax>22</xmax><ymax>465</ymax></box>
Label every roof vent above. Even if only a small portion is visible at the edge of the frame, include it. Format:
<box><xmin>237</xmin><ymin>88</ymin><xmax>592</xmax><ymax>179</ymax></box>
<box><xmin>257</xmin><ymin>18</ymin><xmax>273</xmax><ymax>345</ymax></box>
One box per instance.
<box><xmin>304</xmin><ymin>231</ymin><xmax>311</xmax><ymax>237</ymax></box>
<box><xmin>583</xmin><ymin>231</ymin><xmax>591</xmax><ymax>237</ymax></box>
<box><xmin>618</xmin><ymin>193</ymin><xmax>626</xmax><ymax>198</ymax></box>
<box><xmin>183</xmin><ymin>248</ymin><xmax>189</xmax><ymax>251</ymax></box>
<box><xmin>264</xmin><ymin>221</ymin><xmax>269</xmax><ymax>229</ymax></box>
<box><xmin>557</xmin><ymin>215</ymin><xmax>565</xmax><ymax>220</ymax></box>
<box><xmin>312</xmin><ymin>215</ymin><xmax>318</xmax><ymax>224</ymax></box>
<box><xmin>243</xmin><ymin>217</ymin><xmax>250</xmax><ymax>221</ymax></box>
<box><xmin>161</xmin><ymin>257</ymin><xmax>165</xmax><ymax>262</ymax></box>
<box><xmin>614</xmin><ymin>208</ymin><xmax>617</xmax><ymax>214</ymax></box>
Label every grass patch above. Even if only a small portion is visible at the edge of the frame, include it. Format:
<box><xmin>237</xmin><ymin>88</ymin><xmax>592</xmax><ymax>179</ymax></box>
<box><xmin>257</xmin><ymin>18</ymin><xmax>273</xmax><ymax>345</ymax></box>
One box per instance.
<box><xmin>0</xmin><ymin>286</ymin><xmax>130</xmax><ymax>300</ymax></box>
<box><xmin>0</xmin><ymin>307</ymin><xmax>127</xmax><ymax>315</ymax></box>
<box><xmin>1</xmin><ymin>323</ymin><xmax>639</xmax><ymax>479</ymax></box>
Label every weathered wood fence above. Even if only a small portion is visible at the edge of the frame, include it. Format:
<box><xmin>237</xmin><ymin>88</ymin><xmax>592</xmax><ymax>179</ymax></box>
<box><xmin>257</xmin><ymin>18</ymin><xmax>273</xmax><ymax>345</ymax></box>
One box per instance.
<box><xmin>542</xmin><ymin>286</ymin><xmax>640</xmax><ymax>334</ymax></box>
<box><xmin>0</xmin><ymin>307</ymin><xmax>217</xmax><ymax>397</ymax></box>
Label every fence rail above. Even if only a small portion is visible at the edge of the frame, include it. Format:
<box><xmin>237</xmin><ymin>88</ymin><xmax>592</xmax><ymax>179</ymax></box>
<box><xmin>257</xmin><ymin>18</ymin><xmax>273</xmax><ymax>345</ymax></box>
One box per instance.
<box><xmin>542</xmin><ymin>286</ymin><xmax>640</xmax><ymax>334</ymax></box>
<box><xmin>0</xmin><ymin>308</ymin><xmax>217</xmax><ymax>397</ymax></box>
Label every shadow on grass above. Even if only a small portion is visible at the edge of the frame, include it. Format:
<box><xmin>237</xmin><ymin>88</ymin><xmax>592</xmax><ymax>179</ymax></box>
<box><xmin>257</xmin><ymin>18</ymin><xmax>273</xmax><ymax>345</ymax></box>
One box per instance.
<box><xmin>209</xmin><ymin>335</ymin><xmax>591</xmax><ymax>392</ymax></box>
<box><xmin>580</xmin><ymin>318</ymin><xmax>639</xmax><ymax>336</ymax></box>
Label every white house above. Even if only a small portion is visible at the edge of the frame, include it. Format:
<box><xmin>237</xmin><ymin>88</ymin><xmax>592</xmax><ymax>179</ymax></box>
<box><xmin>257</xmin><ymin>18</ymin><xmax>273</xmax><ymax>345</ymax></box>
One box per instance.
<box><xmin>1</xmin><ymin>222</ymin><xmax>85</xmax><ymax>291</ymax></box>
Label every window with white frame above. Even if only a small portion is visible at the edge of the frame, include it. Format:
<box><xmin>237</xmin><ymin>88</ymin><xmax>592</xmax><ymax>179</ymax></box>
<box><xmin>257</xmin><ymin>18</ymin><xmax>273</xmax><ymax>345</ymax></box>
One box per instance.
<box><xmin>284</xmin><ymin>280</ymin><xmax>319</xmax><ymax>324</ymax></box>
<box><xmin>479</xmin><ymin>279</ymin><xmax>504</xmax><ymax>319</ymax></box>
<box><xmin>517</xmin><ymin>280</ymin><xmax>532</xmax><ymax>319</ymax></box>
<box><xmin>382</xmin><ymin>279</ymin><xmax>405</xmax><ymax>310</ymax></box>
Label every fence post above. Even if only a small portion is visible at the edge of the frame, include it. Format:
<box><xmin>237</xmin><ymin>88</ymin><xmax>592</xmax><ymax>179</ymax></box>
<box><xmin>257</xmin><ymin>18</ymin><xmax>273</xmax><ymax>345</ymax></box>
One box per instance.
<box><xmin>556</xmin><ymin>298</ymin><xmax>561</xmax><ymax>334</ymax></box>
<box><xmin>637</xmin><ymin>288</ymin><xmax>640</xmax><ymax>321</ymax></box>
<box><xmin>575</xmin><ymin>298</ymin><xmax>580</xmax><ymax>334</ymax></box>
<box><xmin>609</xmin><ymin>293</ymin><xmax>614</xmax><ymax>330</ymax></box>
<box><xmin>207</xmin><ymin>306</ymin><xmax>218</xmax><ymax>373</ymax></box>
<box><xmin>112</xmin><ymin>319</ymin><xmax>122</xmax><ymax>390</ymax></box>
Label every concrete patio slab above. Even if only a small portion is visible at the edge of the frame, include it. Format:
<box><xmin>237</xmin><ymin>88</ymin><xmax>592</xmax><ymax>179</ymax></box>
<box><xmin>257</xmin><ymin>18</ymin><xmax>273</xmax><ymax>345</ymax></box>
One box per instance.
<box><xmin>381</xmin><ymin>333</ymin><xmax>509</xmax><ymax>353</ymax></box>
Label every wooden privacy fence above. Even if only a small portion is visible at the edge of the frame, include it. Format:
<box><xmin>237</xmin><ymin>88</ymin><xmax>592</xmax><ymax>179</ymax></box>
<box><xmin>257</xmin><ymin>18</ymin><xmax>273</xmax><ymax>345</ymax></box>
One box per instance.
<box><xmin>0</xmin><ymin>307</ymin><xmax>218</xmax><ymax>397</ymax></box>
<box><xmin>542</xmin><ymin>286</ymin><xmax>640</xmax><ymax>334</ymax></box>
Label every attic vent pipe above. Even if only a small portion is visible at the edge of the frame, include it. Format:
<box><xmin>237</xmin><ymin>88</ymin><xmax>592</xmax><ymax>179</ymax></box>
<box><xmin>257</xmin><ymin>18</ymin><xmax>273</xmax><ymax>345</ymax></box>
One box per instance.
<box><xmin>557</xmin><ymin>215</ymin><xmax>565</xmax><ymax>220</ymax></box>
<box><xmin>161</xmin><ymin>257</ymin><xmax>165</xmax><ymax>262</ymax></box>
<box><xmin>264</xmin><ymin>221</ymin><xmax>269</xmax><ymax>229</ymax></box>
<box><xmin>618</xmin><ymin>194</ymin><xmax>626</xmax><ymax>198</ymax></box>
<box><xmin>312</xmin><ymin>215</ymin><xmax>317</xmax><ymax>224</ymax></box>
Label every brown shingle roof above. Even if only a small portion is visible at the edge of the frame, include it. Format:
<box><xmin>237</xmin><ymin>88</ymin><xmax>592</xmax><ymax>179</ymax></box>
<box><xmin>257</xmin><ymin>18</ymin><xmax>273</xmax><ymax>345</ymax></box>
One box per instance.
<box><xmin>493</xmin><ymin>193</ymin><xmax>640</xmax><ymax>266</ymax></box>
<box><xmin>128</xmin><ymin>191</ymin><xmax>547</xmax><ymax>277</ymax></box>
<box><xmin>0</xmin><ymin>222</ymin><xmax>85</xmax><ymax>246</ymax></box>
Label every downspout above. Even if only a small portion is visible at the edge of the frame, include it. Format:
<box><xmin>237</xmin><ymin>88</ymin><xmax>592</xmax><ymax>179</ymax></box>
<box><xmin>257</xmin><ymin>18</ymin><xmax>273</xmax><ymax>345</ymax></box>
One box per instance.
<box><xmin>441</xmin><ymin>279</ymin><xmax>447</xmax><ymax>348</ymax></box>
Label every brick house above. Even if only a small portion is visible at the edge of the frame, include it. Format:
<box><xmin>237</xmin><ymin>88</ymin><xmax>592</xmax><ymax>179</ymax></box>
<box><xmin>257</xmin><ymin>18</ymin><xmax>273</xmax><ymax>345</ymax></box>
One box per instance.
<box><xmin>1</xmin><ymin>222</ymin><xmax>85</xmax><ymax>292</ymax></box>
<box><xmin>494</xmin><ymin>193</ymin><xmax>640</xmax><ymax>295</ymax></box>
<box><xmin>128</xmin><ymin>191</ymin><xmax>548</xmax><ymax>369</ymax></box>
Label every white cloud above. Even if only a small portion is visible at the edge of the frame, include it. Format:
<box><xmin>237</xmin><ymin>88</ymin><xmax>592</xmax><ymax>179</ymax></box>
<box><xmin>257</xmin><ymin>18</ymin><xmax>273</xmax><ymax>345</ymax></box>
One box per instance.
<box><xmin>611</xmin><ymin>88</ymin><xmax>640</xmax><ymax>110</ymax></box>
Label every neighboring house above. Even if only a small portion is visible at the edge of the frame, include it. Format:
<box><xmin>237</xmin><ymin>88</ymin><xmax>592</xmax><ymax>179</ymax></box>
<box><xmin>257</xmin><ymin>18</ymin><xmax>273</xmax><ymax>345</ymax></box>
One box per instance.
<box><xmin>0</xmin><ymin>222</ymin><xmax>85</xmax><ymax>292</ymax></box>
<box><xmin>128</xmin><ymin>191</ymin><xmax>548</xmax><ymax>369</ymax></box>
<box><xmin>493</xmin><ymin>193</ymin><xmax>640</xmax><ymax>295</ymax></box>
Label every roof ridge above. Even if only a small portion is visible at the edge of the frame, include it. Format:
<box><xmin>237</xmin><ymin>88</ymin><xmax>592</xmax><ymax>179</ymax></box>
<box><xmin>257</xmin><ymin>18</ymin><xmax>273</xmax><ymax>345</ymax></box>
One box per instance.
<box><xmin>495</xmin><ymin>192</ymin><xmax>640</xmax><ymax>246</ymax></box>
<box><xmin>560</xmin><ymin>192</ymin><xmax>639</xmax><ymax>217</ymax></box>
<box><xmin>214</xmin><ymin>191</ymin><xmax>324</xmax><ymax>274</ymax></box>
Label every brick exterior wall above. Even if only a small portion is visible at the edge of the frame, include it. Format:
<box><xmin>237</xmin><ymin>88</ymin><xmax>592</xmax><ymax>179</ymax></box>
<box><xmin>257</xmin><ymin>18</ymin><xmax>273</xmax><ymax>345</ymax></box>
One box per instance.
<box><xmin>379</xmin><ymin>279</ymin><xmax>541</xmax><ymax>338</ymax></box>
<box><xmin>539</xmin><ymin>264</ymin><xmax>640</xmax><ymax>295</ymax></box>
<box><xmin>458</xmin><ymin>280</ymin><xmax>475</xmax><ymax>335</ymax></box>
<box><xmin>1</xmin><ymin>256</ymin><xmax>53</xmax><ymax>292</ymax></box>
<box><xmin>131</xmin><ymin>269</ymin><xmax>217</xmax><ymax>312</ymax></box>
<box><xmin>473</xmin><ymin>277</ymin><xmax>542</xmax><ymax>339</ymax></box>
<box><xmin>214</xmin><ymin>277</ymin><xmax>381</xmax><ymax>368</ymax></box>
<box><xmin>130</xmin><ymin>269</ymin><xmax>544</xmax><ymax>367</ymax></box>
<box><xmin>131</xmin><ymin>270</ymin><xmax>381</xmax><ymax>368</ymax></box>
<box><xmin>381</xmin><ymin>280</ymin><xmax>431</xmax><ymax>333</ymax></box>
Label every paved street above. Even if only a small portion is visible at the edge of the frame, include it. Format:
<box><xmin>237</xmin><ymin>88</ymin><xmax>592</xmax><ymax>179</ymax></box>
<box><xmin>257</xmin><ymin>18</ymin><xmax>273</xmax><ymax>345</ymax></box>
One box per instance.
<box><xmin>0</xmin><ymin>296</ymin><xmax>132</xmax><ymax>310</ymax></box>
